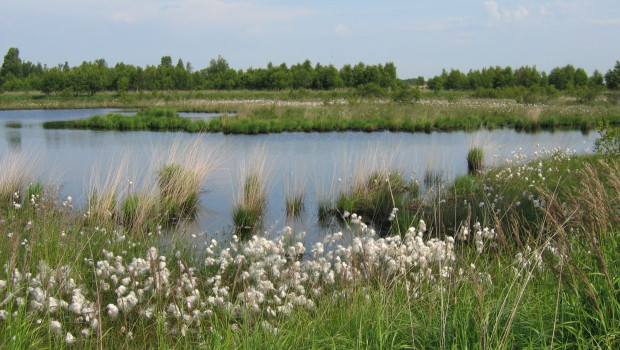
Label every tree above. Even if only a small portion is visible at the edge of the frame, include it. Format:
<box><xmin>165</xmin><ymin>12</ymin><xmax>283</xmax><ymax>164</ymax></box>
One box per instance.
<box><xmin>574</xmin><ymin>68</ymin><xmax>588</xmax><ymax>87</ymax></box>
<box><xmin>588</xmin><ymin>70</ymin><xmax>604</xmax><ymax>87</ymax></box>
<box><xmin>160</xmin><ymin>56</ymin><xmax>173</xmax><ymax>68</ymax></box>
<box><xmin>39</xmin><ymin>68</ymin><xmax>66</xmax><ymax>95</ymax></box>
<box><xmin>605</xmin><ymin>61</ymin><xmax>620</xmax><ymax>89</ymax></box>
<box><xmin>514</xmin><ymin>66</ymin><xmax>541</xmax><ymax>88</ymax></box>
<box><xmin>445</xmin><ymin>69</ymin><xmax>467</xmax><ymax>90</ymax></box>
<box><xmin>0</xmin><ymin>48</ymin><xmax>23</xmax><ymax>84</ymax></box>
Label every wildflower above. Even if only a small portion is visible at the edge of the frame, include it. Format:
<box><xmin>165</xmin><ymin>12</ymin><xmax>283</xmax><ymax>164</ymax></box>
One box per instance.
<box><xmin>107</xmin><ymin>304</ymin><xmax>119</xmax><ymax>320</ymax></box>
<box><xmin>50</xmin><ymin>320</ymin><xmax>62</xmax><ymax>335</ymax></box>
<box><xmin>65</xmin><ymin>332</ymin><xmax>76</xmax><ymax>344</ymax></box>
<box><xmin>13</xmin><ymin>202</ymin><xmax>21</xmax><ymax>209</ymax></box>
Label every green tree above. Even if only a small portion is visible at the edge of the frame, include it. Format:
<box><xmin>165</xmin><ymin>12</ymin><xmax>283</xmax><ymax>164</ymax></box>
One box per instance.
<box><xmin>160</xmin><ymin>56</ymin><xmax>173</xmax><ymax>68</ymax></box>
<box><xmin>588</xmin><ymin>70</ymin><xmax>604</xmax><ymax>87</ymax></box>
<box><xmin>1</xmin><ymin>48</ymin><xmax>22</xmax><ymax>77</ymax></box>
<box><xmin>514</xmin><ymin>66</ymin><xmax>541</xmax><ymax>88</ymax></box>
<box><xmin>445</xmin><ymin>69</ymin><xmax>467</xmax><ymax>90</ymax></box>
<box><xmin>605</xmin><ymin>61</ymin><xmax>620</xmax><ymax>89</ymax></box>
<box><xmin>39</xmin><ymin>68</ymin><xmax>66</xmax><ymax>95</ymax></box>
<box><xmin>291</xmin><ymin>60</ymin><xmax>315</xmax><ymax>89</ymax></box>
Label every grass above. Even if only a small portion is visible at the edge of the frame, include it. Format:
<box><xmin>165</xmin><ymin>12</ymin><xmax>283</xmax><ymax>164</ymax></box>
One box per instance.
<box><xmin>232</xmin><ymin>150</ymin><xmax>270</xmax><ymax>235</ymax></box>
<box><xmin>467</xmin><ymin>147</ymin><xmax>484</xmax><ymax>174</ymax></box>
<box><xmin>25</xmin><ymin>91</ymin><xmax>620</xmax><ymax>134</ymax></box>
<box><xmin>0</xmin><ymin>143</ymin><xmax>619</xmax><ymax>348</ymax></box>
<box><xmin>284</xmin><ymin>168</ymin><xmax>306</xmax><ymax>217</ymax></box>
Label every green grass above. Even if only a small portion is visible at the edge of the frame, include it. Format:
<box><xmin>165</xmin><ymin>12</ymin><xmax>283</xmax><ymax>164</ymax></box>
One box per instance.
<box><xmin>0</xmin><ymin>148</ymin><xmax>619</xmax><ymax>348</ymax></box>
<box><xmin>467</xmin><ymin>147</ymin><xmax>484</xmax><ymax>174</ymax></box>
<box><xmin>19</xmin><ymin>90</ymin><xmax>620</xmax><ymax>134</ymax></box>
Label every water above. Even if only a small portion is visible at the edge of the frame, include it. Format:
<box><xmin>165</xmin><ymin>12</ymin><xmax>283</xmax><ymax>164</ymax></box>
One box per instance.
<box><xmin>0</xmin><ymin>109</ymin><xmax>597</xmax><ymax>246</ymax></box>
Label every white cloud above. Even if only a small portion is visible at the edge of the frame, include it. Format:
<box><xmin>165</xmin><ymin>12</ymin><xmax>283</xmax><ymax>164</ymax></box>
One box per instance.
<box><xmin>484</xmin><ymin>1</ymin><xmax>501</xmax><ymax>24</ymax></box>
<box><xmin>513</xmin><ymin>6</ymin><xmax>529</xmax><ymax>21</ymax></box>
<box><xmin>334</xmin><ymin>24</ymin><xmax>352</xmax><ymax>36</ymax></box>
<box><xmin>484</xmin><ymin>2</ymin><xmax>529</xmax><ymax>25</ymax></box>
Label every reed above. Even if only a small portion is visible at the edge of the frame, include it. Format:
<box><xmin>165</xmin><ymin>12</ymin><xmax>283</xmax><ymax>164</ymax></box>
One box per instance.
<box><xmin>467</xmin><ymin>147</ymin><xmax>484</xmax><ymax>174</ymax></box>
<box><xmin>156</xmin><ymin>137</ymin><xmax>223</xmax><ymax>222</ymax></box>
<box><xmin>232</xmin><ymin>149</ymin><xmax>270</xmax><ymax>235</ymax></box>
<box><xmin>0</xmin><ymin>149</ymin><xmax>39</xmax><ymax>206</ymax></box>
<box><xmin>85</xmin><ymin>154</ymin><xmax>130</xmax><ymax>224</ymax></box>
<box><xmin>284</xmin><ymin>167</ymin><xmax>307</xmax><ymax>217</ymax></box>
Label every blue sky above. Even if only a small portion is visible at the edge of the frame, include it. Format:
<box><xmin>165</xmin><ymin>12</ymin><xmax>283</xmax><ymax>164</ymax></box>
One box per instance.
<box><xmin>1</xmin><ymin>0</ymin><xmax>619</xmax><ymax>78</ymax></box>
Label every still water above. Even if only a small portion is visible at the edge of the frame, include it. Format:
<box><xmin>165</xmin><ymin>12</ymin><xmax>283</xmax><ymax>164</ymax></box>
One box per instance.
<box><xmin>0</xmin><ymin>109</ymin><xmax>596</xmax><ymax>244</ymax></box>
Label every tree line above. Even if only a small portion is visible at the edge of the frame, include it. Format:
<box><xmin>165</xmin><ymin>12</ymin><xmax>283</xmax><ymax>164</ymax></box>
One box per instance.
<box><xmin>0</xmin><ymin>48</ymin><xmax>399</xmax><ymax>95</ymax></box>
<box><xmin>1</xmin><ymin>47</ymin><xmax>619</xmax><ymax>96</ymax></box>
<box><xmin>421</xmin><ymin>63</ymin><xmax>620</xmax><ymax>92</ymax></box>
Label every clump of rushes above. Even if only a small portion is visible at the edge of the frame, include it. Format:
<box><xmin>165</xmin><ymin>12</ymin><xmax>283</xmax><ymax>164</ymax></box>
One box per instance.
<box><xmin>337</xmin><ymin>170</ymin><xmax>418</xmax><ymax>231</ymax></box>
<box><xmin>158</xmin><ymin>164</ymin><xmax>200</xmax><ymax>220</ymax></box>
<box><xmin>0</xmin><ymin>150</ymin><xmax>38</xmax><ymax>206</ymax></box>
<box><xmin>85</xmin><ymin>156</ymin><xmax>129</xmax><ymax>224</ymax></box>
<box><xmin>467</xmin><ymin>147</ymin><xmax>484</xmax><ymax>174</ymax></box>
<box><xmin>120</xmin><ymin>192</ymin><xmax>160</xmax><ymax>231</ymax></box>
<box><xmin>284</xmin><ymin>169</ymin><xmax>306</xmax><ymax>217</ymax></box>
<box><xmin>285</xmin><ymin>194</ymin><xmax>304</xmax><ymax>217</ymax></box>
<box><xmin>232</xmin><ymin>150</ymin><xmax>270</xmax><ymax>235</ymax></box>
<box><xmin>233</xmin><ymin>173</ymin><xmax>268</xmax><ymax>235</ymax></box>
<box><xmin>156</xmin><ymin>137</ymin><xmax>223</xmax><ymax>223</ymax></box>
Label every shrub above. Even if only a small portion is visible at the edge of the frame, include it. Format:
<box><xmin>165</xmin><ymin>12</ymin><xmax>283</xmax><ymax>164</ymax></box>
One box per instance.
<box><xmin>594</xmin><ymin>119</ymin><xmax>620</xmax><ymax>156</ymax></box>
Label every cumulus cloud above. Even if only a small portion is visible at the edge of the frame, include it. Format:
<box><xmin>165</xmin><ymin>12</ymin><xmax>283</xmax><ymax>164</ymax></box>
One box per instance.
<box><xmin>513</xmin><ymin>6</ymin><xmax>529</xmax><ymax>21</ymax></box>
<box><xmin>484</xmin><ymin>1</ymin><xmax>501</xmax><ymax>24</ymax></box>
<box><xmin>334</xmin><ymin>24</ymin><xmax>352</xmax><ymax>36</ymax></box>
<box><xmin>484</xmin><ymin>1</ymin><xmax>530</xmax><ymax>25</ymax></box>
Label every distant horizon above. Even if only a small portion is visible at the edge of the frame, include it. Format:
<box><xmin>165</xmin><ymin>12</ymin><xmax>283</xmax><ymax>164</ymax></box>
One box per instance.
<box><xmin>2</xmin><ymin>0</ymin><xmax>619</xmax><ymax>79</ymax></box>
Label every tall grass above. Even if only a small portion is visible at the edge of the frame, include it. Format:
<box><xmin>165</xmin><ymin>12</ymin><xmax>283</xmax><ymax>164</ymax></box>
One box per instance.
<box><xmin>284</xmin><ymin>167</ymin><xmax>306</xmax><ymax>217</ymax></box>
<box><xmin>0</xmin><ymin>149</ymin><xmax>39</xmax><ymax>205</ymax></box>
<box><xmin>467</xmin><ymin>147</ymin><xmax>484</xmax><ymax>174</ymax></box>
<box><xmin>232</xmin><ymin>149</ymin><xmax>271</xmax><ymax>235</ymax></box>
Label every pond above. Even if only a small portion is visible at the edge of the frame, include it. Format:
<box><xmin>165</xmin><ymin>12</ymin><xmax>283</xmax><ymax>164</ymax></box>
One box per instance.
<box><xmin>0</xmin><ymin>109</ymin><xmax>596</xmax><ymax>246</ymax></box>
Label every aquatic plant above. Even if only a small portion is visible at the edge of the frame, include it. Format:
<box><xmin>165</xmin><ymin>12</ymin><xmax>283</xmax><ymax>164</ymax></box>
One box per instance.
<box><xmin>467</xmin><ymin>147</ymin><xmax>484</xmax><ymax>174</ymax></box>
<box><xmin>284</xmin><ymin>168</ymin><xmax>306</xmax><ymax>217</ymax></box>
<box><xmin>232</xmin><ymin>150</ymin><xmax>270</xmax><ymax>235</ymax></box>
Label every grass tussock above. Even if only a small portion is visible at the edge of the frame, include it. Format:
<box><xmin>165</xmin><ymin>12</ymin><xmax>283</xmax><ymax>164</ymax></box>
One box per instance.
<box><xmin>284</xmin><ymin>167</ymin><xmax>307</xmax><ymax>217</ymax></box>
<box><xmin>467</xmin><ymin>147</ymin><xmax>484</xmax><ymax>174</ymax></box>
<box><xmin>232</xmin><ymin>149</ymin><xmax>270</xmax><ymax>235</ymax></box>
<box><xmin>0</xmin><ymin>150</ymin><xmax>40</xmax><ymax>205</ymax></box>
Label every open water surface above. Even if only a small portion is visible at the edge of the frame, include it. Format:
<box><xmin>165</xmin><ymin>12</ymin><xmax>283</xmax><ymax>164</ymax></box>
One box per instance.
<box><xmin>0</xmin><ymin>109</ymin><xmax>597</xmax><ymax>246</ymax></box>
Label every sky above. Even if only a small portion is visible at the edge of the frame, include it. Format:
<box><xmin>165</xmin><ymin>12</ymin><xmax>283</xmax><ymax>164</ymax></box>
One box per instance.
<box><xmin>1</xmin><ymin>0</ymin><xmax>619</xmax><ymax>79</ymax></box>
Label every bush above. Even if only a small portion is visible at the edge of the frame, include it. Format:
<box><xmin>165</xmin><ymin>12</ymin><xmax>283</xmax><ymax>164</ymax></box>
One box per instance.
<box><xmin>594</xmin><ymin>119</ymin><xmax>620</xmax><ymax>156</ymax></box>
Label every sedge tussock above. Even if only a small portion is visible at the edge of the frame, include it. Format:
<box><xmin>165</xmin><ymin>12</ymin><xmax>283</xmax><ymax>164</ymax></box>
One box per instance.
<box><xmin>232</xmin><ymin>147</ymin><xmax>272</xmax><ymax>234</ymax></box>
<box><xmin>0</xmin><ymin>149</ymin><xmax>40</xmax><ymax>205</ymax></box>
